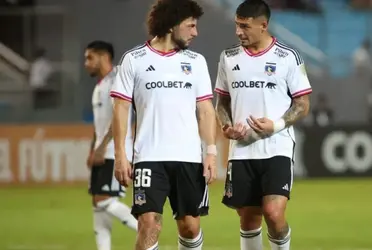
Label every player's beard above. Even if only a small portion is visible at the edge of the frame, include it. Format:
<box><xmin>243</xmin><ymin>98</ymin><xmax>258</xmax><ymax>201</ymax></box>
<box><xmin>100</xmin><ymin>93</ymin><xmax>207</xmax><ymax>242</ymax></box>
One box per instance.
<box><xmin>171</xmin><ymin>33</ymin><xmax>188</xmax><ymax>50</ymax></box>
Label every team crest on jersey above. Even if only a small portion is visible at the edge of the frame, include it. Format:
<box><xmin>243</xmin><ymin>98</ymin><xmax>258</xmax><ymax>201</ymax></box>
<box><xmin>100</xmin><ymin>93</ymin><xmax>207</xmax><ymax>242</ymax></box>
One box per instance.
<box><xmin>181</xmin><ymin>62</ymin><xmax>192</xmax><ymax>74</ymax></box>
<box><xmin>264</xmin><ymin>62</ymin><xmax>276</xmax><ymax>76</ymax></box>
<box><xmin>134</xmin><ymin>190</ymin><xmax>146</xmax><ymax>205</ymax></box>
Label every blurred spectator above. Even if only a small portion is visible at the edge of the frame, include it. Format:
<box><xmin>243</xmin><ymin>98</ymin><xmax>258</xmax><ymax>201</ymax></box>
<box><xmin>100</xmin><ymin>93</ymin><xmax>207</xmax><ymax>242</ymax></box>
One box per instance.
<box><xmin>29</xmin><ymin>48</ymin><xmax>55</xmax><ymax>109</ymax></box>
<box><xmin>303</xmin><ymin>93</ymin><xmax>334</xmax><ymax>127</ymax></box>
<box><xmin>352</xmin><ymin>39</ymin><xmax>372</xmax><ymax>79</ymax></box>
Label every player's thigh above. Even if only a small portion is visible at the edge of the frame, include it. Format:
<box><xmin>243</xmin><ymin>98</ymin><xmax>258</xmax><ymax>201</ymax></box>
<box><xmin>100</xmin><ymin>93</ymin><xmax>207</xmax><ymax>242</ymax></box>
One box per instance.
<box><xmin>222</xmin><ymin>160</ymin><xmax>262</xmax><ymax>208</ymax></box>
<box><xmin>132</xmin><ymin>162</ymin><xmax>169</xmax><ymax>218</ymax></box>
<box><xmin>89</xmin><ymin>159</ymin><xmax>125</xmax><ymax>198</ymax></box>
<box><xmin>167</xmin><ymin>162</ymin><xmax>208</xmax><ymax>220</ymax></box>
<box><xmin>261</xmin><ymin>156</ymin><xmax>293</xmax><ymax>200</ymax></box>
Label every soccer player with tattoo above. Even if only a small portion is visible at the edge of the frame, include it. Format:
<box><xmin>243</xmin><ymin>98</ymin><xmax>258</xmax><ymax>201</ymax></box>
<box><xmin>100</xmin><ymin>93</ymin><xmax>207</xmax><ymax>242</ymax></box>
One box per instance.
<box><xmin>84</xmin><ymin>41</ymin><xmax>138</xmax><ymax>250</ymax></box>
<box><xmin>110</xmin><ymin>1</ymin><xmax>217</xmax><ymax>250</ymax></box>
<box><xmin>215</xmin><ymin>1</ymin><xmax>312</xmax><ymax>250</ymax></box>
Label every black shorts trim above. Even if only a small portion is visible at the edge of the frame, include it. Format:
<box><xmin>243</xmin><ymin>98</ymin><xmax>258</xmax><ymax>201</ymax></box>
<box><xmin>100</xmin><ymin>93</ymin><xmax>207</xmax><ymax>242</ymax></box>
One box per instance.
<box><xmin>131</xmin><ymin>161</ymin><xmax>209</xmax><ymax>219</ymax></box>
<box><xmin>222</xmin><ymin>156</ymin><xmax>293</xmax><ymax>208</ymax></box>
<box><xmin>89</xmin><ymin>159</ymin><xmax>125</xmax><ymax>197</ymax></box>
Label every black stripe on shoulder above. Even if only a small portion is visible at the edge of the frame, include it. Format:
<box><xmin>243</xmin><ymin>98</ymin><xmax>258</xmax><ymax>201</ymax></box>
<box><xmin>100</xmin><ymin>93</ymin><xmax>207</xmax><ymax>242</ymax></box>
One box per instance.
<box><xmin>118</xmin><ymin>43</ymin><xmax>146</xmax><ymax>65</ymax></box>
<box><xmin>225</xmin><ymin>43</ymin><xmax>240</xmax><ymax>50</ymax></box>
<box><xmin>275</xmin><ymin>41</ymin><xmax>303</xmax><ymax>66</ymax></box>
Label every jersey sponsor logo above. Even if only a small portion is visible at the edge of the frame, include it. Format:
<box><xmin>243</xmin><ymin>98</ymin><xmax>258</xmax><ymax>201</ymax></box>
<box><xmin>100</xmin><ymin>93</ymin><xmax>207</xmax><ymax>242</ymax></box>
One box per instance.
<box><xmin>181</xmin><ymin>62</ymin><xmax>192</xmax><ymax>74</ymax></box>
<box><xmin>181</xmin><ymin>50</ymin><xmax>198</xmax><ymax>59</ymax></box>
<box><xmin>264</xmin><ymin>62</ymin><xmax>276</xmax><ymax>76</ymax></box>
<box><xmin>274</xmin><ymin>47</ymin><xmax>289</xmax><ymax>58</ymax></box>
<box><xmin>145</xmin><ymin>81</ymin><xmax>192</xmax><ymax>90</ymax></box>
<box><xmin>131</xmin><ymin>48</ymin><xmax>147</xmax><ymax>59</ymax></box>
<box><xmin>225</xmin><ymin>46</ymin><xmax>240</xmax><ymax>57</ymax></box>
<box><xmin>231</xmin><ymin>80</ymin><xmax>276</xmax><ymax>89</ymax></box>
<box><xmin>265</xmin><ymin>82</ymin><xmax>276</xmax><ymax>89</ymax></box>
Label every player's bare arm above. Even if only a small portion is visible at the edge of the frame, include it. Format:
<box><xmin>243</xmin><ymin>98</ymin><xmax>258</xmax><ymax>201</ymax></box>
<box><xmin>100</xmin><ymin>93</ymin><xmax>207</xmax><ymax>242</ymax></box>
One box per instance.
<box><xmin>247</xmin><ymin>94</ymin><xmax>310</xmax><ymax>137</ymax></box>
<box><xmin>87</xmin><ymin>131</ymin><xmax>96</xmax><ymax>168</ymax></box>
<box><xmin>216</xmin><ymin>94</ymin><xmax>233</xmax><ymax>128</ymax></box>
<box><xmin>282</xmin><ymin>94</ymin><xmax>310</xmax><ymax>127</ymax></box>
<box><xmin>92</xmin><ymin>126</ymin><xmax>113</xmax><ymax>164</ymax></box>
<box><xmin>136</xmin><ymin>213</ymin><xmax>162</xmax><ymax>250</ymax></box>
<box><xmin>197</xmin><ymin>99</ymin><xmax>217</xmax><ymax>184</ymax></box>
<box><xmin>112</xmin><ymin>98</ymin><xmax>132</xmax><ymax>187</ymax></box>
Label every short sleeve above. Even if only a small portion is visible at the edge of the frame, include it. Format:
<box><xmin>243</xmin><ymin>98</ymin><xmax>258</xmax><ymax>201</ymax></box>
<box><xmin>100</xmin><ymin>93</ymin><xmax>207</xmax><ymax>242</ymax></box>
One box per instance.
<box><xmin>110</xmin><ymin>53</ymin><xmax>134</xmax><ymax>102</ymax></box>
<box><xmin>214</xmin><ymin>51</ymin><xmax>230</xmax><ymax>96</ymax></box>
<box><xmin>287</xmin><ymin>53</ymin><xmax>312</xmax><ymax>98</ymax></box>
<box><xmin>196</xmin><ymin>55</ymin><xmax>214</xmax><ymax>102</ymax></box>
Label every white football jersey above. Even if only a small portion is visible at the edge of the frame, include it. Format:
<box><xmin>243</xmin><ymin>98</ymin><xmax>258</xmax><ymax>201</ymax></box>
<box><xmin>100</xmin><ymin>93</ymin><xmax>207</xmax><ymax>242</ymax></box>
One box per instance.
<box><xmin>110</xmin><ymin>41</ymin><xmax>213</xmax><ymax>164</ymax></box>
<box><xmin>215</xmin><ymin>37</ymin><xmax>312</xmax><ymax>160</ymax></box>
<box><xmin>92</xmin><ymin>67</ymin><xmax>134</xmax><ymax>161</ymax></box>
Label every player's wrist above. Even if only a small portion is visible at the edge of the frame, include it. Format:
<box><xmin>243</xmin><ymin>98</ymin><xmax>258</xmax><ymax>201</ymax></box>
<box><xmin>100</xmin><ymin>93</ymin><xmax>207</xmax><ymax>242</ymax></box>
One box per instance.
<box><xmin>206</xmin><ymin>144</ymin><xmax>217</xmax><ymax>156</ymax></box>
<box><xmin>273</xmin><ymin>118</ymin><xmax>286</xmax><ymax>133</ymax></box>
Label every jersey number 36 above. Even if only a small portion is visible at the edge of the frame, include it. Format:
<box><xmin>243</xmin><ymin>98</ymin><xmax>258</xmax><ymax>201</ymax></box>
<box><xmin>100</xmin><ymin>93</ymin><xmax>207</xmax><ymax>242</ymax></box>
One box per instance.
<box><xmin>134</xmin><ymin>168</ymin><xmax>152</xmax><ymax>188</ymax></box>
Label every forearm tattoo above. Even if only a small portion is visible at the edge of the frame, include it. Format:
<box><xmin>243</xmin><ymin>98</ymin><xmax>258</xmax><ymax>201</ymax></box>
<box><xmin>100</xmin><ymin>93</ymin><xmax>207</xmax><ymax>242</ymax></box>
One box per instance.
<box><xmin>216</xmin><ymin>95</ymin><xmax>233</xmax><ymax>127</ymax></box>
<box><xmin>282</xmin><ymin>95</ymin><xmax>310</xmax><ymax>127</ymax></box>
<box><xmin>136</xmin><ymin>213</ymin><xmax>162</xmax><ymax>250</ymax></box>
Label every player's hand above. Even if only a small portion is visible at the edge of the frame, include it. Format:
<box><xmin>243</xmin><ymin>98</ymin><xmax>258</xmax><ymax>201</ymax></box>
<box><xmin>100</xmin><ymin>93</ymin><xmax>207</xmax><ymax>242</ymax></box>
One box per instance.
<box><xmin>86</xmin><ymin>153</ymin><xmax>94</xmax><ymax>169</ymax></box>
<box><xmin>222</xmin><ymin>123</ymin><xmax>248</xmax><ymax>140</ymax></box>
<box><xmin>92</xmin><ymin>146</ymin><xmax>106</xmax><ymax>165</ymax></box>
<box><xmin>247</xmin><ymin>116</ymin><xmax>274</xmax><ymax>138</ymax></box>
<box><xmin>203</xmin><ymin>154</ymin><xmax>217</xmax><ymax>184</ymax></box>
<box><xmin>114</xmin><ymin>156</ymin><xmax>132</xmax><ymax>187</ymax></box>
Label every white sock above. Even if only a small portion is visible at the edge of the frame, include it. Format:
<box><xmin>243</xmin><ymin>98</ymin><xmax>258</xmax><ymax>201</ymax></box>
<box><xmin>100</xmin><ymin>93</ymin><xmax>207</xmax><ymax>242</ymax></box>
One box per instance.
<box><xmin>97</xmin><ymin>198</ymin><xmax>138</xmax><ymax>231</ymax></box>
<box><xmin>268</xmin><ymin>227</ymin><xmax>291</xmax><ymax>250</ymax></box>
<box><xmin>146</xmin><ymin>242</ymin><xmax>159</xmax><ymax>250</ymax></box>
<box><xmin>178</xmin><ymin>230</ymin><xmax>203</xmax><ymax>250</ymax></box>
<box><xmin>240</xmin><ymin>227</ymin><xmax>263</xmax><ymax>250</ymax></box>
<box><xmin>93</xmin><ymin>208</ymin><xmax>113</xmax><ymax>250</ymax></box>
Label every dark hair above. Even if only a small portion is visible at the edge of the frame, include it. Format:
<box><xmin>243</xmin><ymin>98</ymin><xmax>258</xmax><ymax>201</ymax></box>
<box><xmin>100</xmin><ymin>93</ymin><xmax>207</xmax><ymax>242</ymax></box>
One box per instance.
<box><xmin>86</xmin><ymin>40</ymin><xmax>114</xmax><ymax>60</ymax></box>
<box><xmin>236</xmin><ymin>0</ymin><xmax>271</xmax><ymax>21</ymax></box>
<box><xmin>147</xmin><ymin>0</ymin><xmax>204</xmax><ymax>38</ymax></box>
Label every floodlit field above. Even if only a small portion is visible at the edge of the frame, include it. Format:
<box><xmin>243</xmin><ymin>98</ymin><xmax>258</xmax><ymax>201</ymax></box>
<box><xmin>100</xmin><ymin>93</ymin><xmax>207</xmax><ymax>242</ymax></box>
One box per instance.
<box><xmin>1</xmin><ymin>179</ymin><xmax>372</xmax><ymax>250</ymax></box>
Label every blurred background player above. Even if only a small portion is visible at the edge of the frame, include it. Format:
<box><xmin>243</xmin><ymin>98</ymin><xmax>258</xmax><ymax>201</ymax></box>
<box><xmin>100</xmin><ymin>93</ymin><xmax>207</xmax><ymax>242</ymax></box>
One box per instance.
<box><xmin>84</xmin><ymin>40</ymin><xmax>138</xmax><ymax>250</ymax></box>
<box><xmin>110</xmin><ymin>0</ymin><xmax>217</xmax><ymax>249</ymax></box>
<box><xmin>215</xmin><ymin>1</ymin><xmax>312</xmax><ymax>250</ymax></box>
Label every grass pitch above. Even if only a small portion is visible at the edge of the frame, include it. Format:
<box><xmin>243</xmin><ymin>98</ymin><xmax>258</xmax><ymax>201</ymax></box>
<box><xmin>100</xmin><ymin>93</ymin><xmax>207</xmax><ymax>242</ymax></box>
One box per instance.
<box><xmin>1</xmin><ymin>179</ymin><xmax>371</xmax><ymax>250</ymax></box>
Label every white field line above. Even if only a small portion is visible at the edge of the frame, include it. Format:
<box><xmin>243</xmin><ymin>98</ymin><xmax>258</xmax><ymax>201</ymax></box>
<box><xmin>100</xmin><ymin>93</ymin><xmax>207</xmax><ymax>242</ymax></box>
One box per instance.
<box><xmin>6</xmin><ymin>245</ymin><xmax>372</xmax><ymax>250</ymax></box>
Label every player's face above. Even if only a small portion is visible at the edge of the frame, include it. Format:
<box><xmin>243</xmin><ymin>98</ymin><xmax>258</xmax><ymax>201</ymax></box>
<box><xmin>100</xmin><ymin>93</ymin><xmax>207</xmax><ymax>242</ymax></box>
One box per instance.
<box><xmin>84</xmin><ymin>49</ymin><xmax>101</xmax><ymax>77</ymax></box>
<box><xmin>235</xmin><ymin>16</ymin><xmax>268</xmax><ymax>47</ymax></box>
<box><xmin>171</xmin><ymin>17</ymin><xmax>198</xmax><ymax>50</ymax></box>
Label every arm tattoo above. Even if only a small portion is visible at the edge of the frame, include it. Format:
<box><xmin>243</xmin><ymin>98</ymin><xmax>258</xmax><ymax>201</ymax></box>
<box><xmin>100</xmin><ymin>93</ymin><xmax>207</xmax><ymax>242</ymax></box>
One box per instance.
<box><xmin>136</xmin><ymin>213</ymin><xmax>162</xmax><ymax>250</ymax></box>
<box><xmin>240</xmin><ymin>130</ymin><xmax>262</xmax><ymax>145</ymax></box>
<box><xmin>216</xmin><ymin>94</ymin><xmax>233</xmax><ymax>127</ymax></box>
<box><xmin>282</xmin><ymin>95</ymin><xmax>310</xmax><ymax>127</ymax></box>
